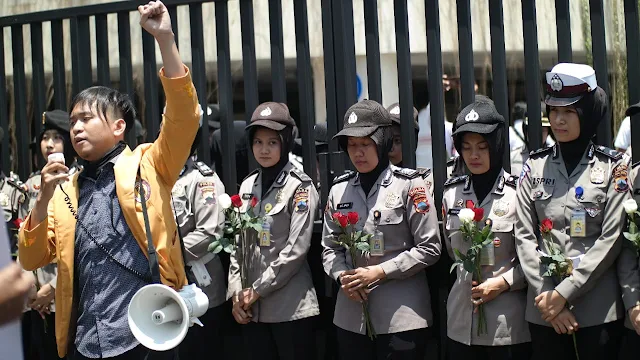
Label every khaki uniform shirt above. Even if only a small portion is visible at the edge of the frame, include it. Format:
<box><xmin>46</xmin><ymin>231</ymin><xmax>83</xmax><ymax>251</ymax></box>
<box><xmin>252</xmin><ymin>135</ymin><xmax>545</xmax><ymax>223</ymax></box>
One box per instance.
<box><xmin>617</xmin><ymin>161</ymin><xmax>640</xmax><ymax>331</ymax></box>
<box><xmin>443</xmin><ymin>170</ymin><xmax>530</xmax><ymax>346</ymax></box>
<box><xmin>322</xmin><ymin>164</ymin><xmax>442</xmax><ymax>335</ymax></box>
<box><xmin>228</xmin><ymin>162</ymin><xmax>320</xmax><ymax>323</ymax></box>
<box><xmin>172</xmin><ymin>159</ymin><xmax>226</xmax><ymax>308</ymax></box>
<box><xmin>515</xmin><ymin>143</ymin><xmax>629</xmax><ymax>327</ymax></box>
<box><xmin>2</xmin><ymin>174</ymin><xmax>29</xmax><ymax>255</ymax></box>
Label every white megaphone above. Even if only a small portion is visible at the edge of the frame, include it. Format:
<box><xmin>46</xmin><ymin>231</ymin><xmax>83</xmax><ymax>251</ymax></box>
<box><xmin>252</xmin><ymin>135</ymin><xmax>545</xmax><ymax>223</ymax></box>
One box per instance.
<box><xmin>127</xmin><ymin>283</ymin><xmax>209</xmax><ymax>351</ymax></box>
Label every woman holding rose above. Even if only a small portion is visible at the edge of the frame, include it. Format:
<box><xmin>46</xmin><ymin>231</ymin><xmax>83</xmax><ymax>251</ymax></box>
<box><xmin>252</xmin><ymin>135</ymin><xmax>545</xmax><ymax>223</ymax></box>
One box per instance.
<box><xmin>515</xmin><ymin>63</ymin><xmax>629</xmax><ymax>359</ymax></box>
<box><xmin>442</xmin><ymin>96</ymin><xmax>531</xmax><ymax>359</ymax></box>
<box><xmin>321</xmin><ymin>100</ymin><xmax>441</xmax><ymax>359</ymax></box>
<box><xmin>227</xmin><ymin>102</ymin><xmax>320</xmax><ymax>360</ymax></box>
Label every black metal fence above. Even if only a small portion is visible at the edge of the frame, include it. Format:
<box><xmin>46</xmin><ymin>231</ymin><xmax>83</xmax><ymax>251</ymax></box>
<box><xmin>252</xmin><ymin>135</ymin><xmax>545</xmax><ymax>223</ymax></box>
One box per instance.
<box><xmin>3</xmin><ymin>1</ymin><xmax>640</xmax><ymax>358</ymax></box>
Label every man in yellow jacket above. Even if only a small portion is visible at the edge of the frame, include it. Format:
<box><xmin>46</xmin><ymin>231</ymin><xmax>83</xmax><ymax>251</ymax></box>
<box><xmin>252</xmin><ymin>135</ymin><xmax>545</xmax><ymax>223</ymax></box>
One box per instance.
<box><xmin>18</xmin><ymin>2</ymin><xmax>198</xmax><ymax>359</ymax></box>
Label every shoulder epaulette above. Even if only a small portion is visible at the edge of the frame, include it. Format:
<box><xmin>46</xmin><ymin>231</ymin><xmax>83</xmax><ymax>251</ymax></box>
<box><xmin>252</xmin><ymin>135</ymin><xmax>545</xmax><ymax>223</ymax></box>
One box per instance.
<box><xmin>505</xmin><ymin>175</ymin><xmax>518</xmax><ymax>188</ymax></box>
<box><xmin>444</xmin><ymin>174</ymin><xmax>468</xmax><ymax>187</ymax></box>
<box><xmin>595</xmin><ymin>145</ymin><xmax>623</xmax><ymax>160</ymax></box>
<box><xmin>194</xmin><ymin>161</ymin><xmax>214</xmax><ymax>176</ymax></box>
<box><xmin>633</xmin><ymin>160</ymin><xmax>640</xmax><ymax>169</ymax></box>
<box><xmin>290</xmin><ymin>167</ymin><xmax>312</xmax><ymax>182</ymax></box>
<box><xmin>6</xmin><ymin>178</ymin><xmax>27</xmax><ymax>193</ymax></box>
<box><xmin>446</xmin><ymin>156</ymin><xmax>458</xmax><ymax>165</ymax></box>
<box><xmin>393</xmin><ymin>168</ymin><xmax>419</xmax><ymax>179</ymax></box>
<box><xmin>243</xmin><ymin>168</ymin><xmax>260</xmax><ymax>182</ymax></box>
<box><xmin>417</xmin><ymin>167</ymin><xmax>432</xmax><ymax>179</ymax></box>
<box><xmin>333</xmin><ymin>171</ymin><xmax>356</xmax><ymax>184</ymax></box>
<box><xmin>529</xmin><ymin>146</ymin><xmax>554</xmax><ymax>158</ymax></box>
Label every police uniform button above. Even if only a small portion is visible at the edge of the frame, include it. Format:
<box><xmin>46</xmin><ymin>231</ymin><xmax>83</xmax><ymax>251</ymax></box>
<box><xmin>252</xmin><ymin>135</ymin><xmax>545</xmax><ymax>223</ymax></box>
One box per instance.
<box><xmin>386</xmin><ymin>217</ymin><xmax>391</xmax><ymax>223</ymax></box>
<box><xmin>560</xmin><ymin>229</ymin><xmax>565</xmax><ymax>233</ymax></box>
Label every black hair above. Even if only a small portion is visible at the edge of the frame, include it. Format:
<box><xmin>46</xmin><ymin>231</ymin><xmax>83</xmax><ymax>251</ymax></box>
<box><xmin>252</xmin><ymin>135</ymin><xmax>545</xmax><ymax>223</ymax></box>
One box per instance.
<box><xmin>70</xmin><ymin>86</ymin><xmax>136</xmax><ymax>136</ymax></box>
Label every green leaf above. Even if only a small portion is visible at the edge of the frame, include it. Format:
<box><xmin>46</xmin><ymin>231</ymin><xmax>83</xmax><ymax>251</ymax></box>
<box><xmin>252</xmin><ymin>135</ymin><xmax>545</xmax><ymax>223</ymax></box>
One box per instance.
<box><xmin>224</xmin><ymin>244</ymin><xmax>235</xmax><ymax>253</ymax></box>
<box><xmin>462</xmin><ymin>260</ymin><xmax>476</xmax><ymax>274</ymax></box>
<box><xmin>207</xmin><ymin>240</ymin><xmax>220</xmax><ymax>253</ymax></box>
<box><xmin>551</xmin><ymin>254</ymin><xmax>566</xmax><ymax>264</ymax></box>
<box><xmin>249</xmin><ymin>222</ymin><xmax>263</xmax><ymax>232</ymax></box>
<box><xmin>338</xmin><ymin>234</ymin><xmax>349</xmax><ymax>244</ymax></box>
<box><xmin>453</xmin><ymin>248</ymin><xmax>464</xmax><ymax>261</ymax></box>
<box><xmin>356</xmin><ymin>242</ymin><xmax>370</xmax><ymax>253</ymax></box>
<box><xmin>212</xmin><ymin>243</ymin><xmax>223</xmax><ymax>254</ymax></box>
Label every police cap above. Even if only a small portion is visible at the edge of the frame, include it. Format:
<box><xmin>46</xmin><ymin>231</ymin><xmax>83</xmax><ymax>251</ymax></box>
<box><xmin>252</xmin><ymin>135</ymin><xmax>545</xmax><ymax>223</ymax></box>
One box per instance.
<box><xmin>246</xmin><ymin>102</ymin><xmax>296</xmax><ymax>131</ymax></box>
<box><xmin>386</xmin><ymin>102</ymin><xmax>419</xmax><ymax>131</ymax></box>
<box><xmin>453</xmin><ymin>97</ymin><xmax>505</xmax><ymax>136</ymax></box>
<box><xmin>333</xmin><ymin>100</ymin><xmax>391</xmax><ymax>140</ymax></box>
<box><xmin>544</xmin><ymin>63</ymin><xmax>598</xmax><ymax>107</ymax></box>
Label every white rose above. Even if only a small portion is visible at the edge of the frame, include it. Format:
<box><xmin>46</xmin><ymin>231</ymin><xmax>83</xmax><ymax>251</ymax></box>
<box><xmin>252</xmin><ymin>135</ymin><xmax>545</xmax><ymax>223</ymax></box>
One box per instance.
<box><xmin>458</xmin><ymin>208</ymin><xmax>475</xmax><ymax>223</ymax></box>
<box><xmin>623</xmin><ymin>199</ymin><xmax>638</xmax><ymax>215</ymax></box>
<box><xmin>218</xmin><ymin>193</ymin><xmax>232</xmax><ymax>209</ymax></box>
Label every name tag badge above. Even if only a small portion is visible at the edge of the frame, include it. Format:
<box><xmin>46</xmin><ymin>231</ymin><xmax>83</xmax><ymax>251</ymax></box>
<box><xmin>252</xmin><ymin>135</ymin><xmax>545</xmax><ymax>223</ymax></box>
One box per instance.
<box><xmin>259</xmin><ymin>220</ymin><xmax>271</xmax><ymax>247</ymax></box>
<box><xmin>570</xmin><ymin>210</ymin><xmax>586</xmax><ymax>237</ymax></box>
<box><xmin>369</xmin><ymin>230</ymin><xmax>385</xmax><ymax>256</ymax></box>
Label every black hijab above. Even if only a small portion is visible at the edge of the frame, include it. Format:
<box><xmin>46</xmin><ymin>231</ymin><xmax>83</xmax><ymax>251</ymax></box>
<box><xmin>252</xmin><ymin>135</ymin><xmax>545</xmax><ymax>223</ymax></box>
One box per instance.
<box><xmin>554</xmin><ymin>87</ymin><xmax>608</xmax><ymax>175</ymax></box>
<box><xmin>359</xmin><ymin>126</ymin><xmax>394</xmax><ymax>195</ymax></box>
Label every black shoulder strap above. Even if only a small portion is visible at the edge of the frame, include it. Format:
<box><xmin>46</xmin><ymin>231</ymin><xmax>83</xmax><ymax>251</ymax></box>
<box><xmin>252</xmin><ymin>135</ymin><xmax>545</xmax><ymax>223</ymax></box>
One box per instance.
<box><xmin>137</xmin><ymin>168</ymin><xmax>161</xmax><ymax>285</ymax></box>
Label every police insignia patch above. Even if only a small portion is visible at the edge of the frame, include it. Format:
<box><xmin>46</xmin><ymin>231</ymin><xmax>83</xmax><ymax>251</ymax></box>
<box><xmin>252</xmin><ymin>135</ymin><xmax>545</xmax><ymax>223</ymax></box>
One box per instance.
<box><xmin>294</xmin><ymin>188</ymin><xmax>309</xmax><ymax>213</ymax></box>
<box><xmin>493</xmin><ymin>200</ymin><xmax>509</xmax><ymax>217</ymax></box>
<box><xmin>519</xmin><ymin>163</ymin><xmax>531</xmax><ymax>185</ymax></box>
<box><xmin>585</xmin><ymin>207</ymin><xmax>601</xmax><ymax>217</ymax></box>
<box><xmin>135</xmin><ymin>180</ymin><xmax>151</xmax><ymax>203</ymax></box>
<box><xmin>613</xmin><ymin>164</ymin><xmax>629</xmax><ymax>193</ymax></box>
<box><xmin>408</xmin><ymin>187</ymin><xmax>430</xmax><ymax>214</ymax></box>
<box><xmin>199</xmin><ymin>183</ymin><xmax>216</xmax><ymax>205</ymax></box>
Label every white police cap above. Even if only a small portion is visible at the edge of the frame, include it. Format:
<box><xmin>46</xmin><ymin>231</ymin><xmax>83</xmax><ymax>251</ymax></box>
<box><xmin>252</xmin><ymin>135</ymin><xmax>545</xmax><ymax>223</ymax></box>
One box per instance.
<box><xmin>545</xmin><ymin>63</ymin><xmax>598</xmax><ymax>107</ymax></box>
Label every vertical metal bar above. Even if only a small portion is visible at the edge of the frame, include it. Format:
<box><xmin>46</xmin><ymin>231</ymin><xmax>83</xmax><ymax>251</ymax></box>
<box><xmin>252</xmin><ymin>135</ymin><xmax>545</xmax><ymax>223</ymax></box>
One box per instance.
<box><xmin>426</xmin><ymin>2</ymin><xmax>448</xmax><ymax>359</ymax></box>
<box><xmin>321</xmin><ymin>0</ymin><xmax>344</xmax><ymax>182</ymax></box>
<box><xmin>522</xmin><ymin>0</ymin><xmax>542</xmax><ymax>151</ymax></box>
<box><xmin>555</xmin><ymin>0</ymin><xmax>572</xmax><ymax>62</ymax></box>
<box><xmin>456</xmin><ymin>0</ymin><xmax>475</xmax><ymax>106</ymax></box>
<box><xmin>293</xmin><ymin>0</ymin><xmax>317</xmax><ymax>184</ymax></box>
<box><xmin>189</xmin><ymin>3</ymin><xmax>210</xmax><ymax>164</ymax></box>
<box><xmin>51</xmin><ymin>19</ymin><xmax>66</xmax><ymax>110</ymax></box>
<box><xmin>625</xmin><ymin>0</ymin><xmax>640</xmax><ymax>164</ymax></box>
<box><xmin>31</xmin><ymin>21</ymin><xmax>46</xmax><ymax>165</ymax></box>
<box><xmin>11</xmin><ymin>25</ymin><xmax>30</xmax><ymax>179</ymax></box>
<box><xmin>215</xmin><ymin>0</ymin><xmax>237</xmax><ymax>191</ymax></box>
<box><xmin>333</xmin><ymin>0</ymin><xmax>358</xmax><ymax>121</ymax></box>
<box><xmin>363</xmin><ymin>0</ymin><xmax>382</xmax><ymax>103</ymax></box>
<box><xmin>168</xmin><ymin>5</ymin><xmax>179</xmax><ymax>49</ymax></box>
<box><xmin>394</xmin><ymin>0</ymin><xmax>416</xmax><ymax>169</ymax></box>
<box><xmin>589</xmin><ymin>0</ymin><xmax>611</xmax><ymax>147</ymax></box>
<box><xmin>0</xmin><ymin>28</ymin><xmax>8</xmax><ymax>172</ymax></box>
<box><xmin>70</xmin><ymin>16</ymin><xmax>92</xmax><ymax>97</ymax></box>
<box><xmin>269</xmin><ymin>0</ymin><xmax>287</xmax><ymax>102</ymax></box>
<box><xmin>118</xmin><ymin>11</ymin><xmax>136</xmax><ymax>146</ymax></box>
<box><xmin>239</xmin><ymin>0</ymin><xmax>259</xmax><ymax>170</ymax></box>
<box><xmin>426</xmin><ymin>0</ymin><xmax>445</xmax><ymax>232</ymax></box>
<box><xmin>95</xmin><ymin>14</ymin><xmax>110</xmax><ymax>87</ymax></box>
<box><xmin>142</xmin><ymin>32</ymin><xmax>160</xmax><ymax>143</ymax></box>
<box><xmin>488</xmin><ymin>0</ymin><xmax>510</xmax><ymax>169</ymax></box>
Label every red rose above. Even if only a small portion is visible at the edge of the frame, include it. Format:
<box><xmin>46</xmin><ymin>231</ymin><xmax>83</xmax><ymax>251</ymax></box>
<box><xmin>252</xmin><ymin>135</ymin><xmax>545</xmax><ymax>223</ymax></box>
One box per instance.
<box><xmin>333</xmin><ymin>212</ymin><xmax>348</xmax><ymax>228</ymax></box>
<box><xmin>230</xmin><ymin>194</ymin><xmax>243</xmax><ymax>208</ymax></box>
<box><xmin>540</xmin><ymin>218</ymin><xmax>553</xmax><ymax>234</ymax></box>
<box><xmin>12</xmin><ymin>218</ymin><xmax>23</xmax><ymax>229</ymax></box>
<box><xmin>472</xmin><ymin>208</ymin><xmax>484</xmax><ymax>222</ymax></box>
<box><xmin>250</xmin><ymin>196</ymin><xmax>258</xmax><ymax>208</ymax></box>
<box><xmin>466</xmin><ymin>200</ymin><xmax>475</xmax><ymax>209</ymax></box>
<box><xmin>347</xmin><ymin>212</ymin><xmax>359</xmax><ymax>225</ymax></box>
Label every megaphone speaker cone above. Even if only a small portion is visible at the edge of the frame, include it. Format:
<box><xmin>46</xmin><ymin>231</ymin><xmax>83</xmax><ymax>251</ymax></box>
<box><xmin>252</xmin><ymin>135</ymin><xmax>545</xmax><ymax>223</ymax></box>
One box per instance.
<box><xmin>128</xmin><ymin>284</ymin><xmax>190</xmax><ymax>352</ymax></box>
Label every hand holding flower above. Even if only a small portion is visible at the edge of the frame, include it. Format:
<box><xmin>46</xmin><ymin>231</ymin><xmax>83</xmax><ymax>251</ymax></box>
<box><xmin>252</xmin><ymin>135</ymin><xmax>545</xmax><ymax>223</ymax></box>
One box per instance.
<box><xmin>470</xmin><ymin>277</ymin><xmax>509</xmax><ymax>312</ymax></box>
<box><xmin>340</xmin><ymin>266</ymin><xmax>386</xmax><ymax>291</ymax></box>
<box><xmin>549</xmin><ymin>308</ymin><xmax>579</xmax><ymax>335</ymax></box>
<box><xmin>535</xmin><ymin>290</ymin><xmax>567</xmax><ymax>322</ymax></box>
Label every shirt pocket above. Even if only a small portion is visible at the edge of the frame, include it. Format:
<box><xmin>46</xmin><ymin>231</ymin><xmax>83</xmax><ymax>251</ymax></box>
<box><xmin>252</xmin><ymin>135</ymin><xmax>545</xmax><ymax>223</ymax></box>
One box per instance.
<box><xmin>376</xmin><ymin>207</ymin><xmax>404</xmax><ymax>226</ymax></box>
<box><xmin>490</xmin><ymin>220</ymin><xmax>516</xmax><ymax>263</ymax></box>
<box><xmin>577</xmin><ymin>188</ymin><xmax>607</xmax><ymax>223</ymax></box>
<box><xmin>265</xmin><ymin>202</ymin><xmax>290</xmax><ymax>244</ymax></box>
<box><xmin>532</xmin><ymin>185</ymin><xmax>554</xmax><ymax>215</ymax></box>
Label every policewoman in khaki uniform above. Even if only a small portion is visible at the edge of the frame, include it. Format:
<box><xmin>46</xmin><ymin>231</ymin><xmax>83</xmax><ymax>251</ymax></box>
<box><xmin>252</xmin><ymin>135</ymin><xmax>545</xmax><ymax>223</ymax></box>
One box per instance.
<box><xmin>228</xmin><ymin>102</ymin><xmax>320</xmax><ymax>360</ymax></box>
<box><xmin>172</xmin><ymin>123</ymin><xmax>227</xmax><ymax>360</ymax></box>
<box><xmin>23</xmin><ymin>110</ymin><xmax>76</xmax><ymax>360</ymax></box>
<box><xmin>386</xmin><ymin>102</ymin><xmax>434</xmax><ymax>196</ymax></box>
<box><xmin>443</xmin><ymin>97</ymin><xmax>531</xmax><ymax>359</ymax></box>
<box><xmin>322</xmin><ymin>100</ymin><xmax>442</xmax><ymax>359</ymax></box>
<box><xmin>616</xmin><ymin>101</ymin><xmax>640</xmax><ymax>359</ymax></box>
<box><xmin>515</xmin><ymin>63</ymin><xmax>629</xmax><ymax>359</ymax></box>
